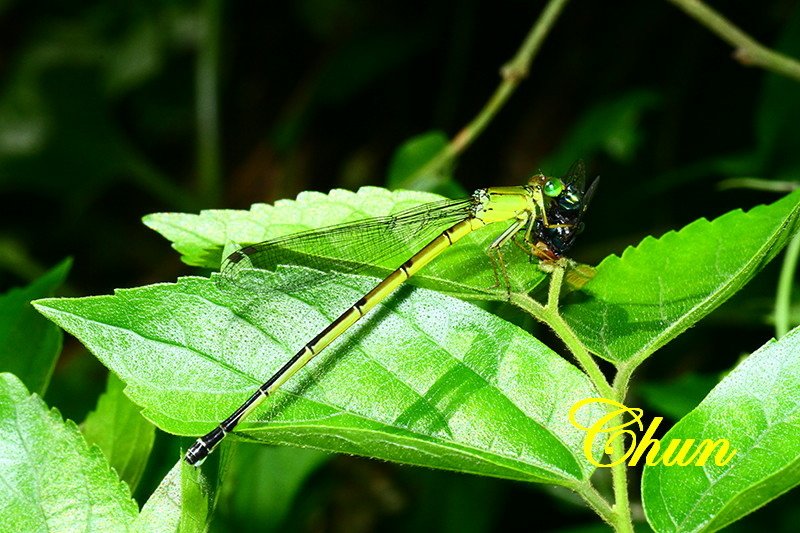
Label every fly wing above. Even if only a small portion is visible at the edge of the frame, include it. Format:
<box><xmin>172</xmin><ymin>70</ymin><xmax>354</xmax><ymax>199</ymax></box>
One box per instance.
<box><xmin>562</xmin><ymin>160</ymin><xmax>586</xmax><ymax>190</ymax></box>
<box><xmin>219</xmin><ymin>197</ymin><xmax>475</xmax><ymax>294</ymax></box>
<box><xmin>580</xmin><ymin>176</ymin><xmax>599</xmax><ymax>214</ymax></box>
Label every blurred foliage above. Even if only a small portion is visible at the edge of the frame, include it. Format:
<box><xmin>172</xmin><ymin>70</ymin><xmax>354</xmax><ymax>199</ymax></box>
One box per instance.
<box><xmin>81</xmin><ymin>371</ymin><xmax>156</xmax><ymax>493</ymax></box>
<box><xmin>637</xmin><ymin>372</ymin><xmax>720</xmax><ymax>421</ymax></box>
<box><xmin>0</xmin><ymin>258</ymin><xmax>68</xmax><ymax>394</ymax></box>
<box><xmin>2</xmin><ymin>0</ymin><xmax>800</xmax><ymax>531</ymax></box>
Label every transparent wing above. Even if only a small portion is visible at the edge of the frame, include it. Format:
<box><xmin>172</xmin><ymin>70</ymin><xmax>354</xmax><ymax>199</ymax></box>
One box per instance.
<box><xmin>580</xmin><ymin>176</ymin><xmax>599</xmax><ymax>214</ymax></box>
<box><xmin>562</xmin><ymin>160</ymin><xmax>586</xmax><ymax>189</ymax></box>
<box><xmin>219</xmin><ymin>197</ymin><xmax>475</xmax><ymax>293</ymax></box>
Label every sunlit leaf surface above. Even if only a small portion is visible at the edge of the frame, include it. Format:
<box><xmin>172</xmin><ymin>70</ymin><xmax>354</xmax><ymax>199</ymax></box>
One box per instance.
<box><xmin>36</xmin><ymin>268</ymin><xmax>602</xmax><ymax>487</ymax></box>
<box><xmin>642</xmin><ymin>326</ymin><xmax>800</xmax><ymax>533</ymax></box>
<box><xmin>561</xmin><ymin>190</ymin><xmax>800</xmax><ymax>365</ymax></box>
<box><xmin>0</xmin><ymin>373</ymin><xmax>137</xmax><ymax>531</ymax></box>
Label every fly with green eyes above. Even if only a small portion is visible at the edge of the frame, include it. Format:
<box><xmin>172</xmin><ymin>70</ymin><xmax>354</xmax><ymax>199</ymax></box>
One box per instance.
<box><xmin>535</xmin><ymin>160</ymin><xmax>599</xmax><ymax>259</ymax></box>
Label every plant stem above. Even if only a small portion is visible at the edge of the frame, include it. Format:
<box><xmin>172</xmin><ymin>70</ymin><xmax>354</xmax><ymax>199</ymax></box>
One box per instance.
<box><xmin>608</xmin><ymin>364</ymin><xmax>635</xmax><ymax>533</ymax></box>
<box><xmin>547</xmin><ymin>262</ymin><xmax>566</xmax><ymax>309</ymax></box>
<box><xmin>667</xmin><ymin>0</ymin><xmax>800</xmax><ymax>82</ymax></box>
<box><xmin>406</xmin><ymin>0</ymin><xmax>571</xmax><ymax>187</ymax></box>
<box><xmin>197</xmin><ymin>0</ymin><xmax>223</xmax><ymax>205</ymax></box>
<box><xmin>510</xmin><ymin>274</ymin><xmax>613</xmax><ymax>400</ymax></box>
<box><xmin>513</xmin><ymin>266</ymin><xmax>638</xmax><ymax>532</ymax></box>
<box><xmin>547</xmin><ymin>309</ymin><xmax>613</xmax><ymax>399</ymax></box>
<box><xmin>575</xmin><ymin>482</ymin><xmax>616</xmax><ymax>527</ymax></box>
<box><xmin>775</xmin><ymin>232</ymin><xmax>800</xmax><ymax>338</ymax></box>
<box><xmin>717</xmin><ymin>177</ymin><xmax>800</xmax><ymax>193</ymax></box>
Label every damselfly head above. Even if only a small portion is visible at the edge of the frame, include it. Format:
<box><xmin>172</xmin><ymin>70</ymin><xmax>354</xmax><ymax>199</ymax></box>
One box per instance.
<box><xmin>536</xmin><ymin>161</ymin><xmax>598</xmax><ymax>256</ymax></box>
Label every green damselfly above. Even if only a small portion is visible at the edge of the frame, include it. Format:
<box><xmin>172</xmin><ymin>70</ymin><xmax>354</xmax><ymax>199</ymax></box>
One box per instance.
<box><xmin>185</xmin><ymin>163</ymin><xmax>597</xmax><ymax>465</ymax></box>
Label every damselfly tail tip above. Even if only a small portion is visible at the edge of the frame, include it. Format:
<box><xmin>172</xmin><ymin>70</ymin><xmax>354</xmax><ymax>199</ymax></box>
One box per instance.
<box><xmin>184</xmin><ymin>440</ymin><xmax>209</xmax><ymax>466</ymax></box>
<box><xmin>185</xmin><ymin>426</ymin><xmax>226</xmax><ymax>466</ymax></box>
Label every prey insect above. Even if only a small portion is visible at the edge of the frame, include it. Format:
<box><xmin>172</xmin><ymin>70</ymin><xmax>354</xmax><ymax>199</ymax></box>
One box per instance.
<box><xmin>185</xmin><ymin>163</ymin><xmax>597</xmax><ymax>465</ymax></box>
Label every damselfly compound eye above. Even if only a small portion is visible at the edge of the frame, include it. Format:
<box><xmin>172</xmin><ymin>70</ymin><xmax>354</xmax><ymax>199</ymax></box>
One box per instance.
<box><xmin>543</xmin><ymin>178</ymin><xmax>564</xmax><ymax>197</ymax></box>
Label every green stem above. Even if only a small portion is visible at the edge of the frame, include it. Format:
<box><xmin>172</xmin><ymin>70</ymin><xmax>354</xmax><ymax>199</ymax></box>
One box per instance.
<box><xmin>197</xmin><ymin>0</ymin><xmax>223</xmax><ymax>205</ymax></box>
<box><xmin>608</xmin><ymin>364</ymin><xmax>635</xmax><ymax>533</ymax></box>
<box><xmin>513</xmin><ymin>266</ymin><xmax>638</xmax><ymax>532</ymax></box>
<box><xmin>575</xmin><ymin>482</ymin><xmax>616</xmax><ymax>527</ymax></box>
<box><xmin>775</xmin><ymin>232</ymin><xmax>800</xmax><ymax>338</ymax></box>
<box><xmin>667</xmin><ymin>0</ymin><xmax>800</xmax><ymax>82</ymax></box>
<box><xmin>547</xmin><ymin>262</ymin><xmax>566</xmax><ymax>309</ymax></box>
<box><xmin>547</xmin><ymin>309</ymin><xmax>613</xmax><ymax>399</ymax></box>
<box><xmin>406</xmin><ymin>0</ymin><xmax>571</xmax><ymax>187</ymax></box>
<box><xmin>717</xmin><ymin>177</ymin><xmax>800</xmax><ymax>193</ymax></box>
<box><xmin>510</xmin><ymin>274</ymin><xmax>613</xmax><ymax>400</ymax></box>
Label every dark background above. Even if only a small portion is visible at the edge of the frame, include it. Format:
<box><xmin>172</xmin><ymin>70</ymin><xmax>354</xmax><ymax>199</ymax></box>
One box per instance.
<box><xmin>1</xmin><ymin>0</ymin><xmax>798</xmax><ymax>531</ymax></box>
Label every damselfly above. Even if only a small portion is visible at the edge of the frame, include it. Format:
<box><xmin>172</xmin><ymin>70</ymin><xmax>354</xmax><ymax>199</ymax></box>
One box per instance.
<box><xmin>185</xmin><ymin>163</ymin><xmax>598</xmax><ymax>465</ymax></box>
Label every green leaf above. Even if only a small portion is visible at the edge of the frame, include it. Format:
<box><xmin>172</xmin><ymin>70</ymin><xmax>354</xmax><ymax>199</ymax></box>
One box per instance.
<box><xmin>562</xmin><ymin>190</ymin><xmax>800</xmax><ymax>365</ymax></box>
<box><xmin>143</xmin><ymin>186</ymin><xmax>548</xmax><ymax>299</ymax></box>
<box><xmin>35</xmin><ymin>268</ymin><xmax>602</xmax><ymax>487</ymax></box>
<box><xmin>134</xmin><ymin>443</ymin><xmax>230</xmax><ymax>532</ymax></box>
<box><xmin>133</xmin><ymin>462</ymin><xmax>203</xmax><ymax>532</ymax></box>
<box><xmin>219</xmin><ymin>445</ymin><xmax>329</xmax><ymax>531</ymax></box>
<box><xmin>133</xmin><ymin>462</ymin><xmax>184</xmax><ymax>532</ymax></box>
<box><xmin>0</xmin><ymin>372</ymin><xmax>137</xmax><ymax>531</ymax></box>
<box><xmin>387</xmin><ymin>130</ymin><xmax>464</xmax><ymax>196</ymax></box>
<box><xmin>387</xmin><ymin>130</ymin><xmax>448</xmax><ymax>186</ymax></box>
<box><xmin>0</xmin><ymin>258</ymin><xmax>70</xmax><ymax>395</ymax></box>
<box><xmin>82</xmin><ymin>372</ymin><xmax>156</xmax><ymax>493</ymax></box>
<box><xmin>144</xmin><ymin>187</ymin><xmax>448</xmax><ymax>268</ymax></box>
<box><xmin>641</xmin><ymin>326</ymin><xmax>800</xmax><ymax>533</ymax></box>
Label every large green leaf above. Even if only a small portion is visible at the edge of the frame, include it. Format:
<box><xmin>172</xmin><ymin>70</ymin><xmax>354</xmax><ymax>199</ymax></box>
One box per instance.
<box><xmin>143</xmin><ymin>186</ymin><xmax>548</xmax><ymax>299</ymax></box>
<box><xmin>0</xmin><ymin>372</ymin><xmax>137</xmax><ymax>531</ymax></box>
<box><xmin>561</xmin><ymin>190</ymin><xmax>800</xmax><ymax>365</ymax></box>
<box><xmin>82</xmin><ymin>372</ymin><xmax>156</xmax><ymax>493</ymax></box>
<box><xmin>35</xmin><ymin>267</ymin><xmax>602</xmax><ymax>487</ymax></box>
<box><xmin>0</xmin><ymin>258</ymin><xmax>70</xmax><ymax>394</ymax></box>
<box><xmin>641</xmin><ymin>326</ymin><xmax>800</xmax><ymax>533</ymax></box>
